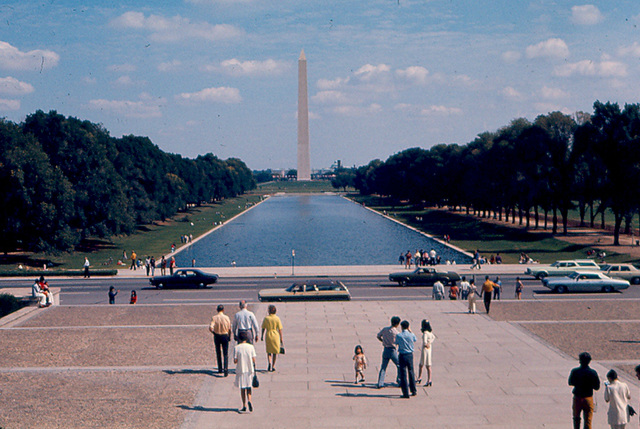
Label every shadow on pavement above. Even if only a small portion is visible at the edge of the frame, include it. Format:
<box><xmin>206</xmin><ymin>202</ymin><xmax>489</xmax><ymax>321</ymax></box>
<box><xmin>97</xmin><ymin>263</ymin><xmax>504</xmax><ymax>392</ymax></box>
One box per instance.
<box><xmin>178</xmin><ymin>405</ymin><xmax>239</xmax><ymax>413</ymax></box>
<box><xmin>164</xmin><ymin>369</ymin><xmax>218</xmax><ymax>376</ymax></box>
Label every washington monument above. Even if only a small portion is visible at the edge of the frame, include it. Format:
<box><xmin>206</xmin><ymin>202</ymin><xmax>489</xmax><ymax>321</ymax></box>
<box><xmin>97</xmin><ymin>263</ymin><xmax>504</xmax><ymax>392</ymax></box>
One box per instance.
<box><xmin>297</xmin><ymin>49</ymin><xmax>311</xmax><ymax>181</ymax></box>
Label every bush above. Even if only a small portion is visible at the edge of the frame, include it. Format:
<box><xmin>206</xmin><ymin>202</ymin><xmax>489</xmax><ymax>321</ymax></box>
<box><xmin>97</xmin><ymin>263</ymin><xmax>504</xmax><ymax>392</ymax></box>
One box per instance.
<box><xmin>0</xmin><ymin>293</ymin><xmax>27</xmax><ymax>318</ymax></box>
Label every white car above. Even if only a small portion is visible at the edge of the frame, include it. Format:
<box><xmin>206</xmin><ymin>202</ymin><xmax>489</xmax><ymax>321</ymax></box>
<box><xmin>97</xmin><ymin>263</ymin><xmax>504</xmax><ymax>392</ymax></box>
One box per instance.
<box><xmin>543</xmin><ymin>271</ymin><xmax>630</xmax><ymax>293</ymax></box>
<box><xmin>258</xmin><ymin>280</ymin><xmax>351</xmax><ymax>302</ymax></box>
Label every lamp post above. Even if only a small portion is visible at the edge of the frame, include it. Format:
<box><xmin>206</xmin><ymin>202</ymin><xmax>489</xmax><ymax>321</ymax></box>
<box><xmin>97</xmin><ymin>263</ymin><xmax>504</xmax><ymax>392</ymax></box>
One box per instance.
<box><xmin>291</xmin><ymin>249</ymin><xmax>295</xmax><ymax>275</ymax></box>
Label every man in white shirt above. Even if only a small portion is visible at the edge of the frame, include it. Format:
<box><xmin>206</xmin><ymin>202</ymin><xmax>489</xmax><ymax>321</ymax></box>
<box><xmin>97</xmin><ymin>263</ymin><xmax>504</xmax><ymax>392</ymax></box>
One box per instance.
<box><xmin>232</xmin><ymin>300</ymin><xmax>260</xmax><ymax>344</ymax></box>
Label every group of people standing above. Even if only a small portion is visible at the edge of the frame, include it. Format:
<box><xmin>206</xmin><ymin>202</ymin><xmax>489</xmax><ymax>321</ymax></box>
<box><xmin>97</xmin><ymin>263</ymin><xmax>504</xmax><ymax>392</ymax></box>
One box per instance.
<box><xmin>208</xmin><ymin>301</ymin><xmax>284</xmax><ymax>413</ymax></box>
<box><xmin>374</xmin><ymin>316</ymin><xmax>435</xmax><ymax>398</ymax></box>
<box><xmin>399</xmin><ymin>249</ymin><xmax>441</xmax><ymax>268</ymax></box>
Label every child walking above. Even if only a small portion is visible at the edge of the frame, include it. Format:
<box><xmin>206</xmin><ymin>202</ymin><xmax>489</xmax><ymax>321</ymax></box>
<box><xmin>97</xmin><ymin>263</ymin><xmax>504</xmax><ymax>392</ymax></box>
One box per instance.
<box><xmin>353</xmin><ymin>345</ymin><xmax>367</xmax><ymax>383</ymax></box>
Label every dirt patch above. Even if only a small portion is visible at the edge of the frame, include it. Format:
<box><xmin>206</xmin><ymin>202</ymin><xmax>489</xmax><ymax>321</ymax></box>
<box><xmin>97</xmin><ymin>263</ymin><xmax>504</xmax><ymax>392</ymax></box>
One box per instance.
<box><xmin>489</xmin><ymin>299</ymin><xmax>640</xmax><ymax>322</ymax></box>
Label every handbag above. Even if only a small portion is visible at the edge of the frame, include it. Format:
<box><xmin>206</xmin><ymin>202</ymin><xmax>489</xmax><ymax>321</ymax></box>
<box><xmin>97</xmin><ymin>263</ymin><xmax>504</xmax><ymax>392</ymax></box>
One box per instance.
<box><xmin>628</xmin><ymin>404</ymin><xmax>637</xmax><ymax>417</ymax></box>
<box><xmin>252</xmin><ymin>363</ymin><xmax>259</xmax><ymax>388</ymax></box>
<box><xmin>280</xmin><ymin>346</ymin><xmax>285</xmax><ymax>355</ymax></box>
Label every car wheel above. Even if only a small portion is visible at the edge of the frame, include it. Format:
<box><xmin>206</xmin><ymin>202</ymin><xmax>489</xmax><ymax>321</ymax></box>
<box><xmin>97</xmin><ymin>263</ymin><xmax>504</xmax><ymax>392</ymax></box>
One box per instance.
<box><xmin>156</xmin><ymin>283</ymin><xmax>163</xmax><ymax>289</ymax></box>
<box><xmin>399</xmin><ymin>279</ymin><xmax>407</xmax><ymax>287</ymax></box>
<box><xmin>632</xmin><ymin>277</ymin><xmax>640</xmax><ymax>285</ymax></box>
<box><xmin>198</xmin><ymin>283</ymin><xmax>205</xmax><ymax>289</ymax></box>
<box><xmin>602</xmin><ymin>285</ymin><xmax>614</xmax><ymax>293</ymax></box>
<box><xmin>555</xmin><ymin>285</ymin><xmax>567</xmax><ymax>294</ymax></box>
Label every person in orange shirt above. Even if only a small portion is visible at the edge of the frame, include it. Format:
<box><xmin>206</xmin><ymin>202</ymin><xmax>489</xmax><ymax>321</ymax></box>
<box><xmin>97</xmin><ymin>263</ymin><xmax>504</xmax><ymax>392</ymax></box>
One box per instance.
<box><xmin>480</xmin><ymin>276</ymin><xmax>496</xmax><ymax>314</ymax></box>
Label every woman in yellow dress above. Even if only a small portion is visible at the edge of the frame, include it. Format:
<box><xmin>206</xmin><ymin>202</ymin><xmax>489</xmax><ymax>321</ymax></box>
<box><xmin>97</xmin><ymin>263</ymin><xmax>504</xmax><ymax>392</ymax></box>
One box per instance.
<box><xmin>261</xmin><ymin>305</ymin><xmax>284</xmax><ymax>372</ymax></box>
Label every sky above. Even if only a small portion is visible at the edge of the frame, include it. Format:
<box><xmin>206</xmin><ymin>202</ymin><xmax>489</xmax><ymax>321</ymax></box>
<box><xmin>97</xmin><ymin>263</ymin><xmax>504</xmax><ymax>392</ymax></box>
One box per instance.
<box><xmin>1</xmin><ymin>1</ymin><xmax>640</xmax><ymax>171</ymax></box>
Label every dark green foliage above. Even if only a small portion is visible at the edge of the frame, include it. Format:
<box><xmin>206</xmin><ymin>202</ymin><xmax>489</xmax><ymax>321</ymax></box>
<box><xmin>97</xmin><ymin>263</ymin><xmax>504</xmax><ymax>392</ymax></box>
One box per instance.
<box><xmin>0</xmin><ymin>110</ymin><xmax>256</xmax><ymax>253</ymax></box>
<box><xmin>352</xmin><ymin>103</ymin><xmax>640</xmax><ymax>245</ymax></box>
<box><xmin>0</xmin><ymin>293</ymin><xmax>27</xmax><ymax>318</ymax></box>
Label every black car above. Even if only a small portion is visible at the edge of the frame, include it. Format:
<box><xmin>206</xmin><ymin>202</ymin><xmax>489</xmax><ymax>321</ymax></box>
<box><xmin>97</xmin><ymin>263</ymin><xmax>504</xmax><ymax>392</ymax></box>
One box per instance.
<box><xmin>388</xmin><ymin>267</ymin><xmax>460</xmax><ymax>287</ymax></box>
<box><xmin>149</xmin><ymin>269</ymin><xmax>219</xmax><ymax>289</ymax></box>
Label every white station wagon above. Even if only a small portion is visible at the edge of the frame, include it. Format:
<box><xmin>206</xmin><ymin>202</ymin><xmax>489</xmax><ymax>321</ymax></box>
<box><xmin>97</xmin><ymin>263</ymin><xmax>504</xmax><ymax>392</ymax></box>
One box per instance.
<box><xmin>542</xmin><ymin>271</ymin><xmax>630</xmax><ymax>293</ymax></box>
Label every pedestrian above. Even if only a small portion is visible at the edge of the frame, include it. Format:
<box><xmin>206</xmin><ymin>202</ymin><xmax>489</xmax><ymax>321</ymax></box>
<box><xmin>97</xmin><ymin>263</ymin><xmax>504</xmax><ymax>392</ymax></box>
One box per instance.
<box><xmin>376</xmin><ymin>316</ymin><xmax>401</xmax><ymax>389</ymax></box>
<box><xmin>232</xmin><ymin>300</ymin><xmax>260</xmax><ymax>345</ymax></box>
<box><xmin>260</xmin><ymin>305</ymin><xmax>283</xmax><ymax>372</ymax></box>
<box><xmin>493</xmin><ymin>276</ymin><xmax>502</xmax><ymax>300</ymax></box>
<box><xmin>108</xmin><ymin>286</ymin><xmax>118</xmax><ymax>304</ymax></box>
<box><xmin>191</xmin><ymin>258</ymin><xmax>196</xmax><ymax>267</ymax></box>
<box><xmin>150</xmin><ymin>256</ymin><xmax>156</xmax><ymax>276</ymax></box>
<box><xmin>515</xmin><ymin>277</ymin><xmax>524</xmax><ymax>300</ymax></box>
<box><xmin>209</xmin><ymin>304</ymin><xmax>231</xmax><ymax>376</ymax></box>
<box><xmin>459</xmin><ymin>276</ymin><xmax>470</xmax><ymax>300</ymax></box>
<box><xmin>398</xmin><ymin>253</ymin><xmax>404</xmax><ymax>265</ymax></box>
<box><xmin>395</xmin><ymin>320</ymin><xmax>417</xmax><ymax>398</ymax></box>
<box><xmin>604</xmin><ymin>369</ymin><xmax>631</xmax><ymax>429</ymax></box>
<box><xmin>130</xmin><ymin>250</ymin><xmax>137</xmax><ymax>270</ymax></box>
<box><xmin>31</xmin><ymin>278</ymin><xmax>48</xmax><ymax>307</ymax></box>
<box><xmin>432</xmin><ymin>280</ymin><xmax>445</xmax><ymax>300</ymax></box>
<box><xmin>416</xmin><ymin>319</ymin><xmax>435</xmax><ymax>386</ymax></box>
<box><xmin>129</xmin><ymin>290</ymin><xmax>137</xmax><ymax>304</ymax></box>
<box><xmin>169</xmin><ymin>257</ymin><xmax>176</xmax><ymax>275</ymax></box>
<box><xmin>353</xmin><ymin>345</ymin><xmax>367</xmax><ymax>383</ymax></box>
<box><xmin>468</xmin><ymin>279</ymin><xmax>478</xmax><ymax>314</ymax></box>
<box><xmin>233</xmin><ymin>331</ymin><xmax>257</xmax><ymax>413</ymax></box>
<box><xmin>145</xmin><ymin>257</ymin><xmax>150</xmax><ymax>276</ymax></box>
<box><xmin>405</xmin><ymin>251</ymin><xmax>412</xmax><ymax>269</ymax></box>
<box><xmin>448</xmin><ymin>283</ymin><xmax>459</xmax><ymax>300</ymax></box>
<box><xmin>471</xmin><ymin>250</ymin><xmax>481</xmax><ymax>269</ymax></box>
<box><xmin>480</xmin><ymin>276</ymin><xmax>495</xmax><ymax>314</ymax></box>
<box><xmin>83</xmin><ymin>257</ymin><xmax>90</xmax><ymax>278</ymax></box>
<box><xmin>160</xmin><ymin>256</ymin><xmax>167</xmax><ymax>276</ymax></box>
<box><xmin>568</xmin><ymin>352</ymin><xmax>600</xmax><ymax>429</ymax></box>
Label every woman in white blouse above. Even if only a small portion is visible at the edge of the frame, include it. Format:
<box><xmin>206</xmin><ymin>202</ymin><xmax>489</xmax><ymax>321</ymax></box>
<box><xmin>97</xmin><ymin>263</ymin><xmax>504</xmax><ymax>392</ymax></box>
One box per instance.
<box><xmin>416</xmin><ymin>319</ymin><xmax>435</xmax><ymax>386</ymax></box>
<box><xmin>604</xmin><ymin>369</ymin><xmax>631</xmax><ymax>429</ymax></box>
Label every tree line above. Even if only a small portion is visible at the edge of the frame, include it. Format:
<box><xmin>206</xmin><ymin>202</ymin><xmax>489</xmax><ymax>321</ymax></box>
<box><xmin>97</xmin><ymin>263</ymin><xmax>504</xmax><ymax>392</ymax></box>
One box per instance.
<box><xmin>335</xmin><ymin>101</ymin><xmax>640</xmax><ymax>246</ymax></box>
<box><xmin>0</xmin><ymin>110</ymin><xmax>255</xmax><ymax>253</ymax></box>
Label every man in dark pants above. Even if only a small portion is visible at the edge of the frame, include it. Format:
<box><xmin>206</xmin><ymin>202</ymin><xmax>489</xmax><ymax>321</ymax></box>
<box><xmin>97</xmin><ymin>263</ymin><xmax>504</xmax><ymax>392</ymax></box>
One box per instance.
<box><xmin>481</xmin><ymin>276</ymin><xmax>495</xmax><ymax>314</ymax></box>
<box><xmin>376</xmin><ymin>316</ymin><xmax>401</xmax><ymax>388</ymax></box>
<box><xmin>209</xmin><ymin>304</ymin><xmax>231</xmax><ymax>376</ymax></box>
<box><xmin>568</xmin><ymin>352</ymin><xmax>600</xmax><ymax>429</ymax></box>
<box><xmin>395</xmin><ymin>320</ymin><xmax>417</xmax><ymax>398</ymax></box>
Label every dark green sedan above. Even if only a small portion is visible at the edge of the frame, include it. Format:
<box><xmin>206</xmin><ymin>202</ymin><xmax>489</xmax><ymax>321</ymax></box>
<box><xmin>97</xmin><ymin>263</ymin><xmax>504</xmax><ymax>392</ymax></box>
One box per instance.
<box><xmin>389</xmin><ymin>267</ymin><xmax>460</xmax><ymax>287</ymax></box>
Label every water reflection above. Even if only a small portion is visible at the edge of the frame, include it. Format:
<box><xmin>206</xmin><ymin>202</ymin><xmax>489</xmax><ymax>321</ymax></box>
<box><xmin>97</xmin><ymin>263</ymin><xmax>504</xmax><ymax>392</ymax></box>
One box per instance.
<box><xmin>175</xmin><ymin>194</ymin><xmax>471</xmax><ymax>267</ymax></box>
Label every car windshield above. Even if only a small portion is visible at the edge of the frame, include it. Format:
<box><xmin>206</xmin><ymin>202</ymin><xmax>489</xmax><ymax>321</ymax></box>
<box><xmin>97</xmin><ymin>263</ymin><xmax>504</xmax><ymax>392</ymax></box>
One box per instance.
<box><xmin>568</xmin><ymin>272</ymin><xmax>581</xmax><ymax>279</ymax></box>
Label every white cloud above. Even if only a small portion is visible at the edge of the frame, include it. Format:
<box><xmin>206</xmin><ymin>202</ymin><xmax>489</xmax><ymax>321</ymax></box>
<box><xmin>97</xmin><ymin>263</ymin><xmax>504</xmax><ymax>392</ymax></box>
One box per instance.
<box><xmin>534</xmin><ymin>102</ymin><xmax>571</xmax><ymax>115</ymax></box>
<box><xmin>332</xmin><ymin>103</ymin><xmax>382</xmax><ymax>117</ymax></box>
<box><xmin>312</xmin><ymin>90</ymin><xmax>350</xmax><ymax>104</ymax></box>
<box><xmin>395</xmin><ymin>66</ymin><xmax>429</xmax><ymax>85</ymax></box>
<box><xmin>420</xmin><ymin>105</ymin><xmax>463</xmax><ymax>116</ymax></box>
<box><xmin>0</xmin><ymin>76</ymin><xmax>34</xmax><ymax>95</ymax></box>
<box><xmin>176</xmin><ymin>87</ymin><xmax>242</xmax><ymax>103</ymax></box>
<box><xmin>89</xmin><ymin>94</ymin><xmax>165</xmax><ymax>118</ymax></box>
<box><xmin>158</xmin><ymin>60</ymin><xmax>182</xmax><ymax>72</ymax></box>
<box><xmin>111</xmin><ymin>11</ymin><xmax>244</xmax><ymax>42</ymax></box>
<box><xmin>108</xmin><ymin>63</ymin><xmax>137</xmax><ymax>73</ymax></box>
<box><xmin>214</xmin><ymin>58</ymin><xmax>289</xmax><ymax>76</ymax></box>
<box><xmin>571</xmin><ymin>5</ymin><xmax>604</xmax><ymax>25</ymax></box>
<box><xmin>526</xmin><ymin>38</ymin><xmax>569</xmax><ymax>59</ymax></box>
<box><xmin>618</xmin><ymin>42</ymin><xmax>640</xmax><ymax>57</ymax></box>
<box><xmin>114</xmin><ymin>76</ymin><xmax>134</xmax><ymax>86</ymax></box>
<box><xmin>554</xmin><ymin>60</ymin><xmax>627</xmax><ymax>77</ymax></box>
<box><xmin>540</xmin><ymin>86</ymin><xmax>569</xmax><ymax>99</ymax></box>
<box><xmin>0</xmin><ymin>41</ymin><xmax>59</xmax><ymax>71</ymax></box>
<box><xmin>354</xmin><ymin>63</ymin><xmax>391</xmax><ymax>81</ymax></box>
<box><xmin>502</xmin><ymin>50</ymin><xmax>522</xmax><ymax>64</ymax></box>
<box><xmin>317</xmin><ymin>77</ymin><xmax>350</xmax><ymax>90</ymax></box>
<box><xmin>501</xmin><ymin>86</ymin><xmax>523</xmax><ymax>100</ymax></box>
<box><xmin>0</xmin><ymin>98</ymin><xmax>20</xmax><ymax>110</ymax></box>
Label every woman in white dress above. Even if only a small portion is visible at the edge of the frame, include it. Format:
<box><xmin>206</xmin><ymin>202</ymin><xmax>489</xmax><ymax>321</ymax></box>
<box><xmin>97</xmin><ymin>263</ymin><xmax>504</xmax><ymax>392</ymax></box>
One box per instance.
<box><xmin>416</xmin><ymin>319</ymin><xmax>435</xmax><ymax>386</ymax></box>
<box><xmin>468</xmin><ymin>279</ymin><xmax>478</xmax><ymax>314</ymax></box>
<box><xmin>234</xmin><ymin>331</ymin><xmax>257</xmax><ymax>412</ymax></box>
<box><xmin>604</xmin><ymin>369</ymin><xmax>631</xmax><ymax>429</ymax></box>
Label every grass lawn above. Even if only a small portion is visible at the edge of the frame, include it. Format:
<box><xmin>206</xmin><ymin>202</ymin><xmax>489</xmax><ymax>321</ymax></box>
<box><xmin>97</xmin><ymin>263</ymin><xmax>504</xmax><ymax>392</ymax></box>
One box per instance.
<box><xmin>351</xmin><ymin>195</ymin><xmax>634</xmax><ymax>264</ymax></box>
<box><xmin>7</xmin><ymin>194</ymin><xmax>265</xmax><ymax>271</ymax></box>
<box><xmin>256</xmin><ymin>180</ymin><xmax>353</xmax><ymax>194</ymax></box>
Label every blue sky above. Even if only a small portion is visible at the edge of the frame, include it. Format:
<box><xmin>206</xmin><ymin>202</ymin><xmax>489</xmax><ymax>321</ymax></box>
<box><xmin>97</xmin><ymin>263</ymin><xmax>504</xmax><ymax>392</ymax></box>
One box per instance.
<box><xmin>1</xmin><ymin>1</ymin><xmax>639</xmax><ymax>170</ymax></box>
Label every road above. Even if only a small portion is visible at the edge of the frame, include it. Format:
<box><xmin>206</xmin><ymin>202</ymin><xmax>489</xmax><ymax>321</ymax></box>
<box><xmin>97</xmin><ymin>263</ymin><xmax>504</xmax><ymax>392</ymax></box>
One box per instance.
<box><xmin>2</xmin><ymin>274</ymin><xmax>638</xmax><ymax>305</ymax></box>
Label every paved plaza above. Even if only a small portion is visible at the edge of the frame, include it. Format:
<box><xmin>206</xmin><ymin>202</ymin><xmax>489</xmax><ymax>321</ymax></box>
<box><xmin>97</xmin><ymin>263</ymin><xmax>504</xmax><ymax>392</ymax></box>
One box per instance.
<box><xmin>2</xmin><ymin>293</ymin><xmax>638</xmax><ymax>428</ymax></box>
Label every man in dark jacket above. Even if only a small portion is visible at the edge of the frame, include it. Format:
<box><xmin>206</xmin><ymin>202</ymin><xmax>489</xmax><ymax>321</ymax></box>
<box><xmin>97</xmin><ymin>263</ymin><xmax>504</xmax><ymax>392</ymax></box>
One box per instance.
<box><xmin>568</xmin><ymin>352</ymin><xmax>600</xmax><ymax>429</ymax></box>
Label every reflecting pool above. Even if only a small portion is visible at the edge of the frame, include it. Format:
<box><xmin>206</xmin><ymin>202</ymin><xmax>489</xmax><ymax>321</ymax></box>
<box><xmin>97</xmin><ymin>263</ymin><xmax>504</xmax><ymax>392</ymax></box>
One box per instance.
<box><xmin>174</xmin><ymin>194</ymin><xmax>471</xmax><ymax>267</ymax></box>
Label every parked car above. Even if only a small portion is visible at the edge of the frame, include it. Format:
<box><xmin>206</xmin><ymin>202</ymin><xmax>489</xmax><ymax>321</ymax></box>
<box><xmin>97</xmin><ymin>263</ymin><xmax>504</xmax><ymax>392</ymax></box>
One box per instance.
<box><xmin>258</xmin><ymin>279</ymin><xmax>351</xmax><ymax>302</ymax></box>
<box><xmin>600</xmin><ymin>263</ymin><xmax>640</xmax><ymax>284</ymax></box>
<box><xmin>525</xmin><ymin>260</ymin><xmax>601</xmax><ymax>280</ymax></box>
<box><xmin>388</xmin><ymin>267</ymin><xmax>460</xmax><ymax>287</ymax></box>
<box><xmin>542</xmin><ymin>271</ymin><xmax>630</xmax><ymax>293</ymax></box>
<box><xmin>149</xmin><ymin>269</ymin><xmax>219</xmax><ymax>289</ymax></box>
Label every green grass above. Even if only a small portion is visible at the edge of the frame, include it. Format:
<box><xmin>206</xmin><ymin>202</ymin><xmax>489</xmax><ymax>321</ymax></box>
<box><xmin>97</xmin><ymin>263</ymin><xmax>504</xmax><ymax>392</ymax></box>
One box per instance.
<box><xmin>352</xmin><ymin>195</ymin><xmax>637</xmax><ymax>264</ymax></box>
<box><xmin>256</xmin><ymin>180</ymin><xmax>353</xmax><ymax>194</ymax></box>
<box><xmin>16</xmin><ymin>194</ymin><xmax>265</xmax><ymax>271</ymax></box>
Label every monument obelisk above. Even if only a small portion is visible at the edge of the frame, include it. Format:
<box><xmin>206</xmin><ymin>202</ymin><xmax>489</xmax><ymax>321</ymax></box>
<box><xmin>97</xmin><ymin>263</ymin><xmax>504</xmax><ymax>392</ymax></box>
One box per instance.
<box><xmin>297</xmin><ymin>49</ymin><xmax>311</xmax><ymax>181</ymax></box>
